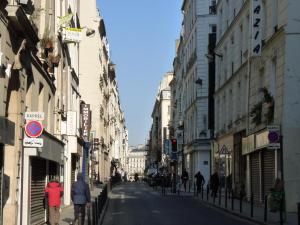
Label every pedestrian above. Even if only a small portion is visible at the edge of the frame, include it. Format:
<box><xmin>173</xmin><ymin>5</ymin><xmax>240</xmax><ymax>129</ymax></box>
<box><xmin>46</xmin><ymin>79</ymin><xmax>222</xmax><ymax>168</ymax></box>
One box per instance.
<box><xmin>181</xmin><ymin>168</ymin><xmax>189</xmax><ymax>192</ymax></box>
<box><xmin>210</xmin><ymin>172</ymin><xmax>220</xmax><ymax>198</ymax></box>
<box><xmin>71</xmin><ymin>173</ymin><xmax>91</xmax><ymax>225</ymax></box>
<box><xmin>194</xmin><ymin>171</ymin><xmax>205</xmax><ymax>195</ymax></box>
<box><xmin>45</xmin><ymin>176</ymin><xmax>63</xmax><ymax>225</ymax></box>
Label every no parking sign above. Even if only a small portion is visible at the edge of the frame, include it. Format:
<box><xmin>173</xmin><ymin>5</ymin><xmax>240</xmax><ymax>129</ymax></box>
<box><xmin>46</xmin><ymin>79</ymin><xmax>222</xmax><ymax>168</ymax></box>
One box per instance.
<box><xmin>25</xmin><ymin>120</ymin><xmax>43</xmax><ymax>138</ymax></box>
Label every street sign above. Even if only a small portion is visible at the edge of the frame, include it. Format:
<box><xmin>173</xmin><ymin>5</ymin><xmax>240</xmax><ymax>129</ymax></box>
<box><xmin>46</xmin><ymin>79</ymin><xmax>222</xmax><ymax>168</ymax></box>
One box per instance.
<box><xmin>218</xmin><ymin>145</ymin><xmax>231</xmax><ymax>155</ymax></box>
<box><xmin>163</xmin><ymin>139</ymin><xmax>171</xmax><ymax>154</ymax></box>
<box><xmin>267</xmin><ymin>125</ymin><xmax>280</xmax><ymax>149</ymax></box>
<box><xmin>25</xmin><ymin>112</ymin><xmax>44</xmax><ymax>121</ymax></box>
<box><xmin>25</xmin><ymin>120</ymin><xmax>43</xmax><ymax>138</ymax></box>
<box><xmin>23</xmin><ymin>137</ymin><xmax>43</xmax><ymax>147</ymax></box>
<box><xmin>171</xmin><ymin>152</ymin><xmax>178</xmax><ymax>161</ymax></box>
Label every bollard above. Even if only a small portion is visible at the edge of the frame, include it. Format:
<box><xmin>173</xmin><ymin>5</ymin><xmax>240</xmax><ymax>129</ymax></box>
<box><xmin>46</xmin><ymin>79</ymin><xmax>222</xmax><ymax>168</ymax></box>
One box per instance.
<box><xmin>264</xmin><ymin>195</ymin><xmax>268</xmax><ymax>222</ymax></box>
<box><xmin>92</xmin><ymin>202</ymin><xmax>96</xmax><ymax>225</ymax></box>
<box><xmin>250</xmin><ymin>192</ymin><xmax>254</xmax><ymax>217</ymax></box>
<box><xmin>231</xmin><ymin>190</ymin><xmax>234</xmax><ymax>211</ymax></box>
<box><xmin>239</xmin><ymin>191</ymin><xmax>243</xmax><ymax>213</ymax></box>
<box><xmin>95</xmin><ymin>198</ymin><xmax>98</xmax><ymax>224</ymax></box>
<box><xmin>219</xmin><ymin>188</ymin><xmax>222</xmax><ymax>206</ymax></box>
<box><xmin>280</xmin><ymin>195</ymin><xmax>284</xmax><ymax>225</ymax></box>
<box><xmin>213</xmin><ymin>191</ymin><xmax>216</xmax><ymax>204</ymax></box>
<box><xmin>206</xmin><ymin>185</ymin><xmax>209</xmax><ymax>201</ymax></box>
<box><xmin>201</xmin><ymin>185</ymin><xmax>204</xmax><ymax>200</ymax></box>
<box><xmin>98</xmin><ymin>195</ymin><xmax>102</xmax><ymax>214</ymax></box>
<box><xmin>297</xmin><ymin>202</ymin><xmax>300</xmax><ymax>225</ymax></box>
<box><xmin>225</xmin><ymin>187</ymin><xmax>228</xmax><ymax>209</ymax></box>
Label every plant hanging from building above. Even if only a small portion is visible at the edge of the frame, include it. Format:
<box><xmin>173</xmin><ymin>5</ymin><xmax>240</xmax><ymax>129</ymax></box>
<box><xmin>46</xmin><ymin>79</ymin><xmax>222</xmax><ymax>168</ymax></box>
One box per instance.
<box><xmin>260</xmin><ymin>87</ymin><xmax>274</xmax><ymax>124</ymax></box>
<box><xmin>250</xmin><ymin>102</ymin><xmax>263</xmax><ymax>125</ymax></box>
<box><xmin>250</xmin><ymin>87</ymin><xmax>274</xmax><ymax>126</ymax></box>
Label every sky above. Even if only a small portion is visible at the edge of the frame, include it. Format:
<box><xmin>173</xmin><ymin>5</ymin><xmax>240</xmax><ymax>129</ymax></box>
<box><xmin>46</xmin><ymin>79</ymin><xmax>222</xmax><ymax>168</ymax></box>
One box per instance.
<box><xmin>97</xmin><ymin>0</ymin><xmax>183</xmax><ymax>146</ymax></box>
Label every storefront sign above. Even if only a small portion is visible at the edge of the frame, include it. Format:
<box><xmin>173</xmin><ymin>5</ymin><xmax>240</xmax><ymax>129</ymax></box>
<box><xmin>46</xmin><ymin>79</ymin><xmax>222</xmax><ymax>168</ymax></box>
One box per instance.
<box><xmin>23</xmin><ymin>137</ymin><xmax>43</xmax><ymax>148</ymax></box>
<box><xmin>251</xmin><ymin>0</ymin><xmax>263</xmax><ymax>56</ymax></box>
<box><xmin>62</xmin><ymin>28</ymin><xmax>82</xmax><ymax>43</ymax></box>
<box><xmin>25</xmin><ymin>112</ymin><xmax>45</xmax><ymax>121</ymax></box>
<box><xmin>81</xmin><ymin>104</ymin><xmax>91</xmax><ymax>141</ymax></box>
<box><xmin>242</xmin><ymin>134</ymin><xmax>255</xmax><ymax>155</ymax></box>
<box><xmin>256</xmin><ymin>130</ymin><xmax>269</xmax><ymax>149</ymax></box>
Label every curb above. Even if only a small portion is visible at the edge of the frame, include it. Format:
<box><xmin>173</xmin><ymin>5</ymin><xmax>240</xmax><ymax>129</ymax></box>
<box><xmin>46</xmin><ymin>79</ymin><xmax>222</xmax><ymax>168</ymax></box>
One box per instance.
<box><xmin>197</xmin><ymin>199</ymin><xmax>267</xmax><ymax>225</ymax></box>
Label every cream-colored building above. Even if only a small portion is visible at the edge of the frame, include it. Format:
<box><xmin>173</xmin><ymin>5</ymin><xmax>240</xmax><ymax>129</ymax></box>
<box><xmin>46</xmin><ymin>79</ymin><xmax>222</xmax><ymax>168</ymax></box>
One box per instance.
<box><xmin>128</xmin><ymin>145</ymin><xmax>147</xmax><ymax>179</ymax></box>
<box><xmin>214</xmin><ymin>0</ymin><xmax>300</xmax><ymax>212</ymax></box>
<box><xmin>79</xmin><ymin>2</ymin><xmax>127</xmax><ymax>182</ymax></box>
<box><xmin>150</xmin><ymin>72</ymin><xmax>173</xmax><ymax>168</ymax></box>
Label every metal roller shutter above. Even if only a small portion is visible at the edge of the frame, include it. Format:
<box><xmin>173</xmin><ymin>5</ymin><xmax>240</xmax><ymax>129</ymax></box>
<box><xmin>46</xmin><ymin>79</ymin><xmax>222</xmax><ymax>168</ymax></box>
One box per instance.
<box><xmin>262</xmin><ymin>150</ymin><xmax>275</xmax><ymax>198</ymax></box>
<box><xmin>251</xmin><ymin>152</ymin><xmax>261</xmax><ymax>204</ymax></box>
<box><xmin>30</xmin><ymin>158</ymin><xmax>46</xmax><ymax>225</ymax></box>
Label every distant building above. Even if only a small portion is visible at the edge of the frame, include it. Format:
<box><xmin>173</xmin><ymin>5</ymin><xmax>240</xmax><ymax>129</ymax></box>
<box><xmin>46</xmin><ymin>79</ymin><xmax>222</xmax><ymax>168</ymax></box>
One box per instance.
<box><xmin>127</xmin><ymin>145</ymin><xmax>147</xmax><ymax>180</ymax></box>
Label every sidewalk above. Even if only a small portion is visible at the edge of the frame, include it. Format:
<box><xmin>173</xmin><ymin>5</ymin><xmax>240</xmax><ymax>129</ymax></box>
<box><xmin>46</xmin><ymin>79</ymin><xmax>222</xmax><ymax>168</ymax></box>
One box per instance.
<box><xmin>156</xmin><ymin>185</ymin><xmax>298</xmax><ymax>225</ymax></box>
<box><xmin>59</xmin><ymin>184</ymin><xmax>105</xmax><ymax>225</ymax></box>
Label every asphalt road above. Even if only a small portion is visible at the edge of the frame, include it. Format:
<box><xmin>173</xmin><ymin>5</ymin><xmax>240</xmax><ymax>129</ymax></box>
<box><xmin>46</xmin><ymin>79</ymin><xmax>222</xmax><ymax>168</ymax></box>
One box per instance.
<box><xmin>102</xmin><ymin>182</ymin><xmax>256</xmax><ymax>225</ymax></box>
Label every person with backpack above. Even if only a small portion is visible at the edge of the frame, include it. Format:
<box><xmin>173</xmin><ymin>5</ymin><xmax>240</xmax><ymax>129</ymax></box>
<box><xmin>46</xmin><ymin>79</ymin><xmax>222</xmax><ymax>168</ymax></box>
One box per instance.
<box><xmin>71</xmin><ymin>173</ymin><xmax>91</xmax><ymax>225</ymax></box>
<box><xmin>45</xmin><ymin>177</ymin><xmax>64</xmax><ymax>225</ymax></box>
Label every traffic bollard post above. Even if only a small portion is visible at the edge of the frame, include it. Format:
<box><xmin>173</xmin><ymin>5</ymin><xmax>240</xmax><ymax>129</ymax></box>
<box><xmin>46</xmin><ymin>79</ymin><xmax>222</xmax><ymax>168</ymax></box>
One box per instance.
<box><xmin>264</xmin><ymin>195</ymin><xmax>268</xmax><ymax>222</ymax></box>
<box><xmin>250</xmin><ymin>192</ymin><xmax>254</xmax><ymax>217</ymax></box>
<box><xmin>225</xmin><ymin>187</ymin><xmax>228</xmax><ymax>209</ymax></box>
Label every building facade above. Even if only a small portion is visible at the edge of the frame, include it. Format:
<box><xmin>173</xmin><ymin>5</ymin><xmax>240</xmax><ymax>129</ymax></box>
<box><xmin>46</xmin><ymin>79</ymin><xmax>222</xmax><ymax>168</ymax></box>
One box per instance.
<box><xmin>149</xmin><ymin>72</ymin><xmax>173</xmax><ymax>170</ymax></box>
<box><xmin>179</xmin><ymin>0</ymin><xmax>217</xmax><ymax>186</ymax></box>
<box><xmin>214</xmin><ymin>0</ymin><xmax>300</xmax><ymax>212</ymax></box>
<box><xmin>128</xmin><ymin>145</ymin><xmax>147</xmax><ymax>180</ymax></box>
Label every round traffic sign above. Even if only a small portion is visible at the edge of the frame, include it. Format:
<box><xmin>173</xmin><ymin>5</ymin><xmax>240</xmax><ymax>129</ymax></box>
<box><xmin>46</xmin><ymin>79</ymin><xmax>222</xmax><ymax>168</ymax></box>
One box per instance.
<box><xmin>25</xmin><ymin>120</ymin><xmax>44</xmax><ymax>138</ymax></box>
<box><xmin>268</xmin><ymin>131</ymin><xmax>279</xmax><ymax>143</ymax></box>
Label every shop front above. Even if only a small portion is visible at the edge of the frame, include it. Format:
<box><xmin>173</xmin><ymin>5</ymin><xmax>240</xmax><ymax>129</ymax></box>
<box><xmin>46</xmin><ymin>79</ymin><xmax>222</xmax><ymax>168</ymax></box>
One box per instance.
<box><xmin>22</xmin><ymin>132</ymin><xmax>64</xmax><ymax>225</ymax></box>
<box><xmin>243</xmin><ymin>128</ymin><xmax>279</xmax><ymax>204</ymax></box>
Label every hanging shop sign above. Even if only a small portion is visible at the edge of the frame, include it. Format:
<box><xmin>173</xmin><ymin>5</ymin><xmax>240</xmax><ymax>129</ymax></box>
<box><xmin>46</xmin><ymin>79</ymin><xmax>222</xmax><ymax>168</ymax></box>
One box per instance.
<box><xmin>80</xmin><ymin>104</ymin><xmax>91</xmax><ymax>142</ymax></box>
<box><xmin>62</xmin><ymin>27</ymin><xmax>83</xmax><ymax>43</ymax></box>
<box><xmin>25</xmin><ymin>120</ymin><xmax>43</xmax><ymax>138</ymax></box>
<box><xmin>251</xmin><ymin>0</ymin><xmax>263</xmax><ymax>56</ymax></box>
<box><xmin>58</xmin><ymin>13</ymin><xmax>74</xmax><ymax>27</ymax></box>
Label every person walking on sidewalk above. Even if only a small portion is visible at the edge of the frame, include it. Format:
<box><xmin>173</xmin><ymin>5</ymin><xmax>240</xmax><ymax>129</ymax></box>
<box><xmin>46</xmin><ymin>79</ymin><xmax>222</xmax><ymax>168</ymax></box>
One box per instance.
<box><xmin>45</xmin><ymin>177</ymin><xmax>64</xmax><ymax>225</ymax></box>
<box><xmin>210</xmin><ymin>172</ymin><xmax>220</xmax><ymax>198</ymax></box>
<box><xmin>181</xmin><ymin>169</ymin><xmax>189</xmax><ymax>192</ymax></box>
<box><xmin>194</xmin><ymin>171</ymin><xmax>205</xmax><ymax>195</ymax></box>
<box><xmin>71</xmin><ymin>173</ymin><xmax>91</xmax><ymax>225</ymax></box>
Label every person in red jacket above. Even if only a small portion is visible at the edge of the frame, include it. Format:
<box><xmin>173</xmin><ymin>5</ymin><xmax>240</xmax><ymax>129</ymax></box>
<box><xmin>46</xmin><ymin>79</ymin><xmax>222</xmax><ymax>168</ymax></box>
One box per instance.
<box><xmin>45</xmin><ymin>177</ymin><xmax>64</xmax><ymax>225</ymax></box>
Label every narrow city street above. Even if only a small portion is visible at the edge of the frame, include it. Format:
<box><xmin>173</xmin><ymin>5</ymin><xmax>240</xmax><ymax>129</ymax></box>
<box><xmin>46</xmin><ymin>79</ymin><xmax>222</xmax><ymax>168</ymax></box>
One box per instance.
<box><xmin>102</xmin><ymin>183</ymin><xmax>255</xmax><ymax>225</ymax></box>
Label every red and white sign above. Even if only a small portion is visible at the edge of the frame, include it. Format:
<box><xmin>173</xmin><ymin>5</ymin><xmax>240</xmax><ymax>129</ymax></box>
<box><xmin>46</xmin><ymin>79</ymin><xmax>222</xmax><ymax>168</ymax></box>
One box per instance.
<box><xmin>25</xmin><ymin>120</ymin><xmax>43</xmax><ymax>138</ymax></box>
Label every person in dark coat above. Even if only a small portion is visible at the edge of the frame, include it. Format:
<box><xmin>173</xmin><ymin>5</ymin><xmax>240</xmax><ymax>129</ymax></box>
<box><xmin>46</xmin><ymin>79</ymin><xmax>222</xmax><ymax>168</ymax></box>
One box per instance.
<box><xmin>210</xmin><ymin>172</ymin><xmax>220</xmax><ymax>198</ymax></box>
<box><xmin>194</xmin><ymin>171</ymin><xmax>205</xmax><ymax>195</ymax></box>
<box><xmin>45</xmin><ymin>177</ymin><xmax>63</xmax><ymax>225</ymax></box>
<box><xmin>181</xmin><ymin>169</ymin><xmax>189</xmax><ymax>192</ymax></box>
<box><xmin>71</xmin><ymin>173</ymin><xmax>91</xmax><ymax>225</ymax></box>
